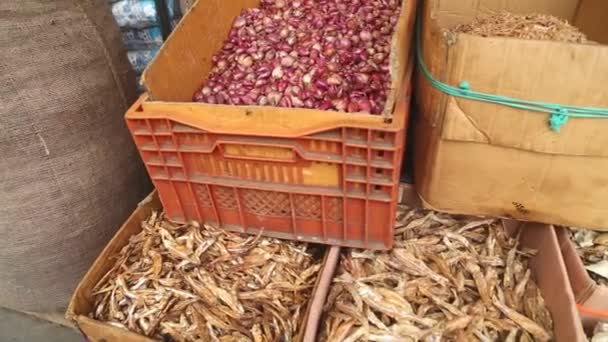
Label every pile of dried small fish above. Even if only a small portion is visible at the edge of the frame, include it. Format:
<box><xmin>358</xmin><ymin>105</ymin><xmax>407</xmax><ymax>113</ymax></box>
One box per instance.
<box><xmin>451</xmin><ymin>12</ymin><xmax>589</xmax><ymax>43</ymax></box>
<box><xmin>91</xmin><ymin>212</ymin><xmax>322</xmax><ymax>341</ymax></box>
<box><xmin>570</xmin><ymin>228</ymin><xmax>608</xmax><ymax>286</ymax></box>
<box><xmin>321</xmin><ymin>206</ymin><xmax>553</xmax><ymax>341</ymax></box>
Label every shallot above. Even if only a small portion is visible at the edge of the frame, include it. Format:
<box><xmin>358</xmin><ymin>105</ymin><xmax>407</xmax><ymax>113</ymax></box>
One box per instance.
<box><xmin>193</xmin><ymin>0</ymin><xmax>403</xmax><ymax>115</ymax></box>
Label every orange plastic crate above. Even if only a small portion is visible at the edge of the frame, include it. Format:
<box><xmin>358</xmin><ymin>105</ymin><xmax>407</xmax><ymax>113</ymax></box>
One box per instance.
<box><xmin>125</xmin><ymin>0</ymin><xmax>416</xmax><ymax>249</ymax></box>
<box><xmin>126</xmin><ymin>85</ymin><xmax>410</xmax><ymax>250</ymax></box>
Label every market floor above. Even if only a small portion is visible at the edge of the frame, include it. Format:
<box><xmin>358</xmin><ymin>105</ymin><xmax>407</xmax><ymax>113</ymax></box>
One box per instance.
<box><xmin>0</xmin><ymin>308</ymin><xmax>80</xmax><ymax>342</ymax></box>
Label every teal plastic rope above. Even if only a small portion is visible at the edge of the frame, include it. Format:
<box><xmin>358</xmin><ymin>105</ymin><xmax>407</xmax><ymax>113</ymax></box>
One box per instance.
<box><xmin>415</xmin><ymin>21</ymin><xmax>608</xmax><ymax>132</ymax></box>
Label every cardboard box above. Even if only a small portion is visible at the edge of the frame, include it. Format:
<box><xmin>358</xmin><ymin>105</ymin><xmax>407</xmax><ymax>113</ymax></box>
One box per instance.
<box><xmin>414</xmin><ymin>0</ymin><xmax>608</xmax><ymax>229</ymax></box>
<box><xmin>66</xmin><ymin>191</ymin><xmax>340</xmax><ymax>342</ymax></box>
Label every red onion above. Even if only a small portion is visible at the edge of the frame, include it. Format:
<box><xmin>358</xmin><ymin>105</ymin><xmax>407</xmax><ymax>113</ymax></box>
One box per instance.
<box><xmin>258</xmin><ymin>96</ymin><xmax>269</xmax><ymax>106</ymax></box>
<box><xmin>193</xmin><ymin>92</ymin><xmax>205</xmax><ymax>102</ymax></box>
<box><xmin>318</xmin><ymin>100</ymin><xmax>333</xmax><ymax>110</ymax></box>
<box><xmin>291</xmin><ymin>96</ymin><xmax>304</xmax><ymax>107</ymax></box>
<box><xmin>233</xmin><ymin>17</ymin><xmax>247</xmax><ymax>28</ymax></box>
<box><xmin>359</xmin><ymin>30</ymin><xmax>372</xmax><ymax>41</ymax></box>
<box><xmin>347</xmin><ymin>101</ymin><xmax>360</xmax><ymax>113</ymax></box>
<box><xmin>304</xmin><ymin>99</ymin><xmax>315</xmax><ymax>108</ymax></box>
<box><xmin>217</xmin><ymin>60</ymin><xmax>227</xmax><ymax>70</ymax></box>
<box><xmin>279</xmin><ymin>96</ymin><xmax>292</xmax><ymax>107</ymax></box>
<box><xmin>354</xmin><ymin>73</ymin><xmax>369</xmax><ymax>85</ymax></box>
<box><xmin>281</xmin><ymin>56</ymin><xmax>295</xmax><ymax>67</ymax></box>
<box><xmin>272</xmin><ymin>66</ymin><xmax>284</xmax><ymax>79</ymax></box>
<box><xmin>338</xmin><ymin>37</ymin><xmax>352</xmax><ymax>49</ymax></box>
<box><xmin>323</xmin><ymin>47</ymin><xmax>336</xmax><ymax>57</ymax></box>
<box><xmin>232</xmin><ymin>72</ymin><xmax>245</xmax><ymax>81</ymax></box>
<box><xmin>302</xmin><ymin>73</ymin><xmax>313</xmax><ymax>85</ymax></box>
<box><xmin>358</xmin><ymin>99</ymin><xmax>372</xmax><ymax>113</ymax></box>
<box><xmin>277</xmin><ymin>80</ymin><xmax>289</xmax><ymax>93</ymax></box>
<box><xmin>267</xmin><ymin>91</ymin><xmax>282</xmax><ymax>105</ymax></box>
<box><xmin>193</xmin><ymin>0</ymin><xmax>403</xmax><ymax>115</ymax></box>
<box><xmin>327</xmin><ymin>74</ymin><xmax>343</xmax><ymax>86</ymax></box>
<box><xmin>236</xmin><ymin>55</ymin><xmax>253</xmax><ymax>67</ymax></box>
<box><xmin>331</xmin><ymin>98</ymin><xmax>348</xmax><ymax>111</ymax></box>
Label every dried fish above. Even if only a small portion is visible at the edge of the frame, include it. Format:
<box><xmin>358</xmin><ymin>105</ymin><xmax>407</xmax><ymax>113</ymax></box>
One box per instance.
<box><xmin>570</xmin><ymin>228</ymin><xmax>608</xmax><ymax>286</ymax></box>
<box><xmin>91</xmin><ymin>212</ymin><xmax>322</xmax><ymax>341</ymax></box>
<box><xmin>494</xmin><ymin>300</ymin><xmax>551</xmax><ymax>341</ymax></box>
<box><xmin>450</xmin><ymin>12</ymin><xmax>589</xmax><ymax>44</ymax></box>
<box><xmin>321</xmin><ymin>207</ymin><xmax>553</xmax><ymax>341</ymax></box>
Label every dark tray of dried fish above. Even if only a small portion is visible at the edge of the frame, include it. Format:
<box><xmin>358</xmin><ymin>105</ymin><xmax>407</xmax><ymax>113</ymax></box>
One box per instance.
<box><xmin>66</xmin><ymin>192</ymin><xmax>340</xmax><ymax>342</ymax></box>
<box><xmin>319</xmin><ymin>205</ymin><xmax>586</xmax><ymax>341</ymax></box>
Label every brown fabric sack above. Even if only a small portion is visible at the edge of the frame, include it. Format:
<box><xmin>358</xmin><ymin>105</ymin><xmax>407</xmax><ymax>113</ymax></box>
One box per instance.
<box><xmin>0</xmin><ymin>0</ymin><xmax>150</xmax><ymax>312</ymax></box>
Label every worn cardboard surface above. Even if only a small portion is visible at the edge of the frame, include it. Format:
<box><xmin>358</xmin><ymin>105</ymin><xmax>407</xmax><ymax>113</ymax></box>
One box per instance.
<box><xmin>415</xmin><ymin>0</ymin><xmax>608</xmax><ymax>229</ymax></box>
<box><xmin>66</xmin><ymin>191</ymin><xmax>339</xmax><ymax>342</ymax></box>
<box><xmin>417</xmin><ymin>128</ymin><xmax>608</xmax><ymax>228</ymax></box>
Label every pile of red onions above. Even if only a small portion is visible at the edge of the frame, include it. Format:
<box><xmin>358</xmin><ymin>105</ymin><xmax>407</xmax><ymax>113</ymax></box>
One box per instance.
<box><xmin>193</xmin><ymin>0</ymin><xmax>402</xmax><ymax>114</ymax></box>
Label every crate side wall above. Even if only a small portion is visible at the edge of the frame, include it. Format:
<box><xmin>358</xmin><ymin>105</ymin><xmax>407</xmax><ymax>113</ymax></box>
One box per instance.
<box><xmin>143</xmin><ymin>0</ymin><xmax>260</xmax><ymax>101</ymax></box>
<box><xmin>126</xmin><ymin>88</ymin><xmax>412</xmax><ymax>249</ymax></box>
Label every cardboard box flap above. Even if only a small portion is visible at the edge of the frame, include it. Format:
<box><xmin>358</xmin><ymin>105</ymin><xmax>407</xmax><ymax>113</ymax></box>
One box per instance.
<box><xmin>440</xmin><ymin>34</ymin><xmax>608</xmax><ymax>157</ymax></box>
<box><xmin>573</xmin><ymin>0</ymin><xmax>608</xmax><ymax>45</ymax></box>
<box><xmin>67</xmin><ymin>192</ymin><xmax>162</xmax><ymax>319</ymax></box>
<box><xmin>509</xmin><ymin>221</ymin><xmax>587</xmax><ymax>342</ymax></box>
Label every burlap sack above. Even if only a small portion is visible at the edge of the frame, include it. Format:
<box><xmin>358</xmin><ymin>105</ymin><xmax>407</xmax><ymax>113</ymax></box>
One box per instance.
<box><xmin>0</xmin><ymin>0</ymin><xmax>151</xmax><ymax>312</ymax></box>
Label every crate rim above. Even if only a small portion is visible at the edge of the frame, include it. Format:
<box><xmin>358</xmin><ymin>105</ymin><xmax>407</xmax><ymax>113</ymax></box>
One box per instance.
<box><xmin>127</xmin><ymin>63</ymin><xmax>413</xmax><ymax>138</ymax></box>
